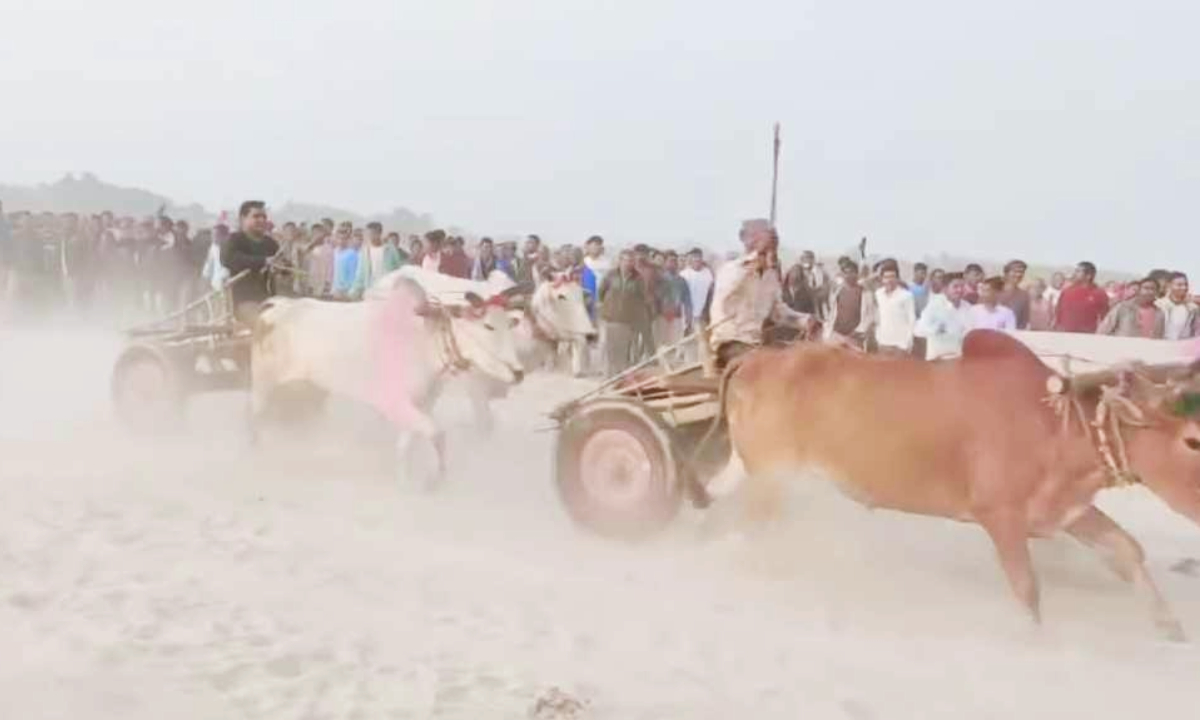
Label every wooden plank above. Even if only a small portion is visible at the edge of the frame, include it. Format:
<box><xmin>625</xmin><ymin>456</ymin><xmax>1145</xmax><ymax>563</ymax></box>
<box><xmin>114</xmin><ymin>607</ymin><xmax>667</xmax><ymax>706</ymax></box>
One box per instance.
<box><xmin>643</xmin><ymin>393</ymin><xmax>715</xmax><ymax>410</ymax></box>
<box><xmin>662</xmin><ymin>402</ymin><xmax>720</xmax><ymax>426</ymax></box>
<box><xmin>659</xmin><ymin>376</ymin><xmax>722</xmax><ymax>394</ymax></box>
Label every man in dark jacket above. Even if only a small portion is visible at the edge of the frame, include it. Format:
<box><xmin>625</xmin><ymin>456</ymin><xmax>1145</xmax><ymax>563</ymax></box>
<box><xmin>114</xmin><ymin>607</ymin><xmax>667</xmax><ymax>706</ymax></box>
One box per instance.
<box><xmin>782</xmin><ymin>250</ymin><xmax>830</xmax><ymax>321</ymax></box>
<box><xmin>220</xmin><ymin>200</ymin><xmax>279</xmax><ymax>323</ymax></box>
<box><xmin>598</xmin><ymin>249</ymin><xmax>653</xmax><ymax>376</ymax></box>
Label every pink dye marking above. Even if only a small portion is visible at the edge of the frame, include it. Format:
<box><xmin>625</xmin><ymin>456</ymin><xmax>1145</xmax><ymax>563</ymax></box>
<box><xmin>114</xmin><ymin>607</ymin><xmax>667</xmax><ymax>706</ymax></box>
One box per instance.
<box><xmin>368</xmin><ymin>286</ymin><xmax>424</xmax><ymax>428</ymax></box>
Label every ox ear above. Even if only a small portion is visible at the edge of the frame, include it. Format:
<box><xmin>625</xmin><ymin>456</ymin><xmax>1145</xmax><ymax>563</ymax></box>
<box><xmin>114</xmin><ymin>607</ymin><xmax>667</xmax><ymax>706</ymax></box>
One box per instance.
<box><xmin>463</xmin><ymin>292</ymin><xmax>485</xmax><ymax>308</ymax></box>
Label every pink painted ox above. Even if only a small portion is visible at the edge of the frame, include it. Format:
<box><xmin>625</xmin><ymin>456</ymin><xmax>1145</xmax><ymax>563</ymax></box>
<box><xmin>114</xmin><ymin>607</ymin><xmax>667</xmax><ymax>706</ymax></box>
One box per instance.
<box><xmin>251</xmin><ymin>267</ymin><xmax>524</xmax><ymax>484</ymax></box>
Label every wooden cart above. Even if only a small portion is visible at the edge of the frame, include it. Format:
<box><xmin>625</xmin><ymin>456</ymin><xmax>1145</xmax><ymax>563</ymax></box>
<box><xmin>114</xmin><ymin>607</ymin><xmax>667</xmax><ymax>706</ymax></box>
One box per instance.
<box><xmin>110</xmin><ymin>272</ymin><xmax>252</xmax><ymax>432</ymax></box>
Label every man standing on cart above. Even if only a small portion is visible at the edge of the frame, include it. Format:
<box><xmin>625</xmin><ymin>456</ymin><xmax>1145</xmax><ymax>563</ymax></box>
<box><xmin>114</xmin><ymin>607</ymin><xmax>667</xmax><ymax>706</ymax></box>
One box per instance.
<box><xmin>709</xmin><ymin>219</ymin><xmax>816</xmax><ymax>369</ymax></box>
<box><xmin>221</xmin><ymin>200</ymin><xmax>280</xmax><ymax>325</ymax></box>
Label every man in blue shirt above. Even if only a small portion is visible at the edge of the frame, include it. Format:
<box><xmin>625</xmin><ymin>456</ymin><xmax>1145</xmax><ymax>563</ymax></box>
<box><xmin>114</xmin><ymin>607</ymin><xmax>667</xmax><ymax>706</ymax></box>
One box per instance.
<box><xmin>910</xmin><ymin>262</ymin><xmax>930</xmax><ymax>316</ymax></box>
<box><xmin>331</xmin><ymin>223</ymin><xmax>360</xmax><ymax>298</ymax></box>
<box><xmin>580</xmin><ymin>235</ymin><xmax>611</xmax><ymax>322</ymax></box>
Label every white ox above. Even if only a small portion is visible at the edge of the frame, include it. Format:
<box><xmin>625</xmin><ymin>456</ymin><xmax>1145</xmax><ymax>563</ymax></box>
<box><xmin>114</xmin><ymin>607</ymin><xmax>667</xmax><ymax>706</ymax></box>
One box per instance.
<box><xmin>467</xmin><ymin>273</ymin><xmax>597</xmax><ymax>432</ymax></box>
<box><xmin>251</xmin><ymin>266</ymin><xmax>525</xmax><ymax>483</ymax></box>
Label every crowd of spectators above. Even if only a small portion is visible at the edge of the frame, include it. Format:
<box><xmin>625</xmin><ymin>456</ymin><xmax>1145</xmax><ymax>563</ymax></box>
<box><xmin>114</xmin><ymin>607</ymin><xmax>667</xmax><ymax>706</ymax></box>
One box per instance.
<box><xmin>1</xmin><ymin>201</ymin><xmax>1195</xmax><ymax>376</ymax></box>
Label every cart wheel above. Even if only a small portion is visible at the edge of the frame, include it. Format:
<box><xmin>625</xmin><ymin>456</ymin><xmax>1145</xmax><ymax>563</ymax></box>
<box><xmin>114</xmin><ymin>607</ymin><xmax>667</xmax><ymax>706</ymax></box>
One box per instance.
<box><xmin>555</xmin><ymin>399</ymin><xmax>682</xmax><ymax>540</ymax></box>
<box><xmin>111</xmin><ymin>346</ymin><xmax>184</xmax><ymax>433</ymax></box>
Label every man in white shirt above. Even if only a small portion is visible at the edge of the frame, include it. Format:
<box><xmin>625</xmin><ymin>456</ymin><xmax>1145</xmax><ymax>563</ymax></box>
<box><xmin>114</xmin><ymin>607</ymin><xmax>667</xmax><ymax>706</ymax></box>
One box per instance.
<box><xmin>1045</xmin><ymin>272</ymin><xmax>1066</xmax><ymax>313</ymax></box>
<box><xmin>914</xmin><ymin>273</ymin><xmax>973</xmax><ymax>360</ymax></box>
<box><xmin>1156</xmin><ymin>271</ymin><xmax>1199</xmax><ymax>340</ymax></box>
<box><xmin>421</xmin><ymin>232</ymin><xmax>444</xmax><ymax>273</ymax></box>
<box><xmin>968</xmin><ymin>277</ymin><xmax>1018</xmax><ymax>331</ymax></box>
<box><xmin>679</xmin><ymin>247</ymin><xmax>714</xmax><ymax>332</ymax></box>
<box><xmin>872</xmin><ymin>260</ymin><xmax>916</xmax><ymax>355</ymax></box>
<box><xmin>709</xmin><ymin>219</ymin><xmax>814</xmax><ymax>368</ymax></box>
<box><xmin>201</xmin><ymin>223</ymin><xmax>231</xmax><ymax>292</ymax></box>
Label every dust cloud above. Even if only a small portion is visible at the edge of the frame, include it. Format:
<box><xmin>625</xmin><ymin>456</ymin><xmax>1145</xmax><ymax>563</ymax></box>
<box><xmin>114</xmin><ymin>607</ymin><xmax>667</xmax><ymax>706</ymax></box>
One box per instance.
<box><xmin>1</xmin><ymin>318</ymin><xmax>1198</xmax><ymax>719</ymax></box>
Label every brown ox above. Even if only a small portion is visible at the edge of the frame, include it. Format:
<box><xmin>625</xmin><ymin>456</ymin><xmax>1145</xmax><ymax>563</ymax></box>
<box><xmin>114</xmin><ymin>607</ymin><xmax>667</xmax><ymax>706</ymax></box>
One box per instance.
<box><xmin>720</xmin><ymin>329</ymin><xmax>1200</xmax><ymax>639</ymax></box>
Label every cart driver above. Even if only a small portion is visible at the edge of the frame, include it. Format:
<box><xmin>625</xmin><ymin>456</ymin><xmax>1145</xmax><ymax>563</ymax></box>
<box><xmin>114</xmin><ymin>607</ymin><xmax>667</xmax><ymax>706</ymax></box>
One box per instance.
<box><xmin>221</xmin><ymin>200</ymin><xmax>281</xmax><ymax>325</ymax></box>
<box><xmin>708</xmin><ymin>219</ymin><xmax>817</xmax><ymax>369</ymax></box>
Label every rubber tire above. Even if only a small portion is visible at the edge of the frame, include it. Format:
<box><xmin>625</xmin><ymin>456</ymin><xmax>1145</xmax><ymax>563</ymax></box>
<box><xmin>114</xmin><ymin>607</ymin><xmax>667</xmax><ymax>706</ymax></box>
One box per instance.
<box><xmin>555</xmin><ymin>399</ymin><xmax>682</xmax><ymax>541</ymax></box>
<box><xmin>111</xmin><ymin>345</ymin><xmax>185</xmax><ymax>434</ymax></box>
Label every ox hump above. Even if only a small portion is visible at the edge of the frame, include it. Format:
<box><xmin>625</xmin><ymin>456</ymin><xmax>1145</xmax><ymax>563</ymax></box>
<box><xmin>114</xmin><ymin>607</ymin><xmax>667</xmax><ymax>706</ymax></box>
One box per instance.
<box><xmin>962</xmin><ymin>329</ymin><xmax>1045</xmax><ymax>368</ymax></box>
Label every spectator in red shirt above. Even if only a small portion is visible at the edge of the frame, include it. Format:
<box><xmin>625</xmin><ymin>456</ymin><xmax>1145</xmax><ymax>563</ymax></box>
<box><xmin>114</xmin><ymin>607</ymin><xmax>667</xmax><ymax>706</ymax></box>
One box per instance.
<box><xmin>439</xmin><ymin>236</ymin><xmax>472</xmax><ymax>278</ymax></box>
<box><xmin>1054</xmin><ymin>261</ymin><xmax>1110</xmax><ymax>333</ymax></box>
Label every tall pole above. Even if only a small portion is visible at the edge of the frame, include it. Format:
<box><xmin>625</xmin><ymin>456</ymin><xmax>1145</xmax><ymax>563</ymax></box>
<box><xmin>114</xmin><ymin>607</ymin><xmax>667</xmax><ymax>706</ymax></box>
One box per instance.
<box><xmin>769</xmin><ymin>122</ymin><xmax>781</xmax><ymax>228</ymax></box>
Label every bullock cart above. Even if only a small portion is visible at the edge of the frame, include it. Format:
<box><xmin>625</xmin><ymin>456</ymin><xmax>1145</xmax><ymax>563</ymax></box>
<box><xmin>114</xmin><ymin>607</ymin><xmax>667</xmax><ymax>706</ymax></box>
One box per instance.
<box><xmin>110</xmin><ymin>271</ymin><xmax>254</xmax><ymax>432</ymax></box>
<box><xmin>551</xmin><ymin>330</ymin><xmax>1199</xmax><ymax>540</ymax></box>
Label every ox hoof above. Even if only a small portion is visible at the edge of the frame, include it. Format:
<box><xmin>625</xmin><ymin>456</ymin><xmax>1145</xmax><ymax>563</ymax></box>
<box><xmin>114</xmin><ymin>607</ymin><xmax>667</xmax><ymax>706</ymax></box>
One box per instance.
<box><xmin>1157</xmin><ymin>618</ymin><xmax>1187</xmax><ymax>644</ymax></box>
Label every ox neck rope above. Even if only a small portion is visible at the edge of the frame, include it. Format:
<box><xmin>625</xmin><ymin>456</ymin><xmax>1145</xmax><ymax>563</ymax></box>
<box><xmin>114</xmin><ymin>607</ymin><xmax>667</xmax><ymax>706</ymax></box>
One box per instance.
<box><xmin>1049</xmin><ymin>383</ymin><xmax>1148</xmax><ymax>488</ymax></box>
<box><xmin>528</xmin><ymin>306</ymin><xmax>560</xmax><ymax>348</ymax></box>
<box><xmin>428</xmin><ymin>311</ymin><xmax>472</xmax><ymax>377</ymax></box>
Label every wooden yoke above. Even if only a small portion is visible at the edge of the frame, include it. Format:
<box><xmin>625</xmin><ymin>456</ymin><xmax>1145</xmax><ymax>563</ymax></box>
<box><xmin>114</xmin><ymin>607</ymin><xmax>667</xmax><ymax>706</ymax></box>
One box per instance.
<box><xmin>1045</xmin><ymin>362</ymin><xmax>1193</xmax><ymax>397</ymax></box>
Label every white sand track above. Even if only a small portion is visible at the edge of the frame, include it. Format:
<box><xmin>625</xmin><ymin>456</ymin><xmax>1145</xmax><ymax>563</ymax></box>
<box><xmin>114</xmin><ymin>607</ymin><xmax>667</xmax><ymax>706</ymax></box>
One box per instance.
<box><xmin>1</xmin><ymin>321</ymin><xmax>1198</xmax><ymax>719</ymax></box>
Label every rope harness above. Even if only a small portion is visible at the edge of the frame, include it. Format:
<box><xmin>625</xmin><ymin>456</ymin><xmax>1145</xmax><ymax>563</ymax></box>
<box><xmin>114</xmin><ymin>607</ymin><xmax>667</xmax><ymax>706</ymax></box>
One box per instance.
<box><xmin>424</xmin><ymin>306</ymin><xmax>473</xmax><ymax>379</ymax></box>
<box><xmin>1045</xmin><ymin>375</ymin><xmax>1151</xmax><ymax>488</ymax></box>
<box><xmin>526</xmin><ymin>305</ymin><xmax>561</xmax><ymax>348</ymax></box>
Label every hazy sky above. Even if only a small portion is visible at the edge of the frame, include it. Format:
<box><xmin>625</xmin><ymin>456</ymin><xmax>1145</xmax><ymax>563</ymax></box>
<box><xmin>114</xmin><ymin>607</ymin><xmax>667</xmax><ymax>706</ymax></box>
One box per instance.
<box><xmin>3</xmin><ymin>0</ymin><xmax>1197</xmax><ymax>270</ymax></box>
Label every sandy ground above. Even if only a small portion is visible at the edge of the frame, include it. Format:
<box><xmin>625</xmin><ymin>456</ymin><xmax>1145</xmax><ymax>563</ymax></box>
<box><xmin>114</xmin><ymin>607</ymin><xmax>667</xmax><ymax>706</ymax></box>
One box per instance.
<box><xmin>2</xmin><ymin>320</ymin><xmax>1199</xmax><ymax>720</ymax></box>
